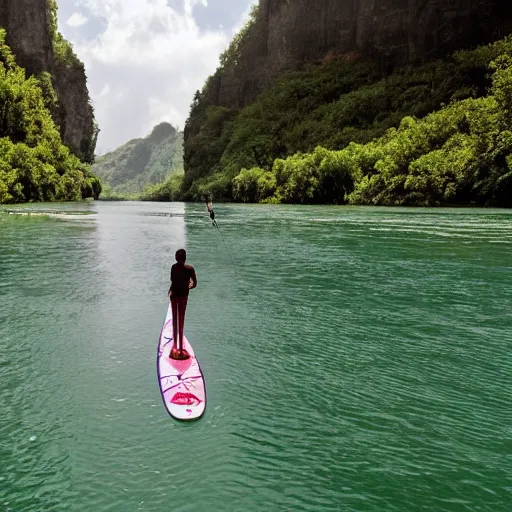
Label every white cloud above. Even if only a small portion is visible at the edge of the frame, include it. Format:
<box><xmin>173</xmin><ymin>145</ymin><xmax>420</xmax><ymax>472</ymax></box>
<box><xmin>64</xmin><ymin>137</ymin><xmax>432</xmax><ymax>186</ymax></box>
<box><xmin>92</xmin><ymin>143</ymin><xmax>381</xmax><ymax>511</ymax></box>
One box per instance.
<box><xmin>66</xmin><ymin>12</ymin><xmax>88</xmax><ymax>28</ymax></box>
<box><xmin>60</xmin><ymin>0</ymin><xmax>254</xmax><ymax>154</ymax></box>
<box><xmin>98</xmin><ymin>84</ymin><xmax>110</xmax><ymax>97</ymax></box>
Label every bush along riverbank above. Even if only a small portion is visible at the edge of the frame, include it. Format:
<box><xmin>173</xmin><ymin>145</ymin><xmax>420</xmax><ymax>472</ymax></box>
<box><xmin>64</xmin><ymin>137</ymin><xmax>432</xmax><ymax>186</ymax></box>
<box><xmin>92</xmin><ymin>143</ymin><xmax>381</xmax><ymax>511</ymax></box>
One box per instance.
<box><xmin>182</xmin><ymin>35</ymin><xmax>512</xmax><ymax>207</ymax></box>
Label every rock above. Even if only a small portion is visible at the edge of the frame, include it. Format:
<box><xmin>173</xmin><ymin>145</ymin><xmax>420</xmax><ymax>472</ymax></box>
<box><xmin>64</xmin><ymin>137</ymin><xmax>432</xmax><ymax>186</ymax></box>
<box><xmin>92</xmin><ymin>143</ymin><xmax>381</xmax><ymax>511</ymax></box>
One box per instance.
<box><xmin>0</xmin><ymin>0</ymin><xmax>52</xmax><ymax>75</ymax></box>
<box><xmin>198</xmin><ymin>0</ymin><xmax>512</xmax><ymax>110</ymax></box>
<box><xmin>53</xmin><ymin>59</ymin><xmax>96</xmax><ymax>163</ymax></box>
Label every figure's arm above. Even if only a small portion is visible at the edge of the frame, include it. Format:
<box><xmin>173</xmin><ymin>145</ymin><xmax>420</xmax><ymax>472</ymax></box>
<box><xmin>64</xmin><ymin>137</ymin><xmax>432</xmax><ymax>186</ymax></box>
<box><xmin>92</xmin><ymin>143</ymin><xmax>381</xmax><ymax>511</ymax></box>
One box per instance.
<box><xmin>169</xmin><ymin>266</ymin><xmax>174</xmax><ymax>296</ymax></box>
<box><xmin>189</xmin><ymin>268</ymin><xmax>197</xmax><ymax>289</ymax></box>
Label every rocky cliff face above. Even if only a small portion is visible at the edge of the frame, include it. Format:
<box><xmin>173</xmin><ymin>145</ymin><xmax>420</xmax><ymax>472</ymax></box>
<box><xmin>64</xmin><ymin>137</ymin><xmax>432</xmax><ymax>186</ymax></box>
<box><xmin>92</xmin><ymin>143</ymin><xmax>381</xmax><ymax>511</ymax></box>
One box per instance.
<box><xmin>201</xmin><ymin>0</ymin><xmax>512</xmax><ymax>110</ymax></box>
<box><xmin>0</xmin><ymin>0</ymin><xmax>52</xmax><ymax>75</ymax></box>
<box><xmin>263</xmin><ymin>0</ymin><xmax>512</xmax><ymax>67</ymax></box>
<box><xmin>53</xmin><ymin>59</ymin><xmax>96</xmax><ymax>163</ymax></box>
<box><xmin>0</xmin><ymin>0</ymin><xmax>96</xmax><ymax>162</ymax></box>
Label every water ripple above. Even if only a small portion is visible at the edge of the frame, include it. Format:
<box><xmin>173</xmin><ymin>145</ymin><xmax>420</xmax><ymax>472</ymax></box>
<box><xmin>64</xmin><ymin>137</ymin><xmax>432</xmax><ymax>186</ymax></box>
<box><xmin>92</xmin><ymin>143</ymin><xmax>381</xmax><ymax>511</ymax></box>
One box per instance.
<box><xmin>1</xmin><ymin>203</ymin><xmax>511</xmax><ymax>511</ymax></box>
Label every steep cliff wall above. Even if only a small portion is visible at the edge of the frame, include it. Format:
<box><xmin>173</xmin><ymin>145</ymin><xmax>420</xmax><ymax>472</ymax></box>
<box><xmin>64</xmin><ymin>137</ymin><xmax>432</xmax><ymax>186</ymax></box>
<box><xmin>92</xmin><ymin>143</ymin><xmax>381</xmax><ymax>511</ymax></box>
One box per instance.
<box><xmin>0</xmin><ymin>0</ymin><xmax>52</xmax><ymax>75</ymax></box>
<box><xmin>263</xmin><ymin>0</ymin><xmax>512</xmax><ymax>68</ymax></box>
<box><xmin>53</xmin><ymin>58</ymin><xmax>96</xmax><ymax>163</ymax></box>
<box><xmin>0</xmin><ymin>0</ymin><xmax>97</xmax><ymax>162</ymax></box>
<box><xmin>200</xmin><ymin>0</ymin><xmax>512</xmax><ymax>110</ymax></box>
<box><xmin>183</xmin><ymin>0</ymin><xmax>512</xmax><ymax>196</ymax></box>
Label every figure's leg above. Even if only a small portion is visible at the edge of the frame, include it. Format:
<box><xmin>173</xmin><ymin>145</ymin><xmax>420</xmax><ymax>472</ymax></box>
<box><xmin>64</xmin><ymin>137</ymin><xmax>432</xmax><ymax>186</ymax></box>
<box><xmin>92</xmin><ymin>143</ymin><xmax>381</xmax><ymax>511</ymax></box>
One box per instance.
<box><xmin>178</xmin><ymin>299</ymin><xmax>187</xmax><ymax>353</ymax></box>
<box><xmin>171</xmin><ymin>298</ymin><xmax>178</xmax><ymax>352</ymax></box>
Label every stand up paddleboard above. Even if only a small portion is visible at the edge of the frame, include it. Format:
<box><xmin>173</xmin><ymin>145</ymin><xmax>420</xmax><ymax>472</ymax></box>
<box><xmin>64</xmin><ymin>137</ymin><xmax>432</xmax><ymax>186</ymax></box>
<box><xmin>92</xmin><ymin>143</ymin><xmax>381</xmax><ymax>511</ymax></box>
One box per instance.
<box><xmin>157</xmin><ymin>302</ymin><xmax>206</xmax><ymax>421</ymax></box>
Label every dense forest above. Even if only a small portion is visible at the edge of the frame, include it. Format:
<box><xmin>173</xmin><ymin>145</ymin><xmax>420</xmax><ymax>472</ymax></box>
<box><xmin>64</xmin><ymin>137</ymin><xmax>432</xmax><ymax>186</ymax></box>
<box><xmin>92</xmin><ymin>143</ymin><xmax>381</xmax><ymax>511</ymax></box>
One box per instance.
<box><xmin>179</xmin><ymin>29</ymin><xmax>512</xmax><ymax>207</ymax></box>
<box><xmin>0</xmin><ymin>29</ymin><xmax>100</xmax><ymax>203</ymax></box>
<box><xmin>231</xmin><ymin>42</ymin><xmax>512</xmax><ymax>207</ymax></box>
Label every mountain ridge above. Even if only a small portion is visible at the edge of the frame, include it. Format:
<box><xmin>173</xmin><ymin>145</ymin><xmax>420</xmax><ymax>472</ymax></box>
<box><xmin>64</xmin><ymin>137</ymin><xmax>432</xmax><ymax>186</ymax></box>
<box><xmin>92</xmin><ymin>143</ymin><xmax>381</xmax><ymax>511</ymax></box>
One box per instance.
<box><xmin>91</xmin><ymin>122</ymin><xmax>184</xmax><ymax>194</ymax></box>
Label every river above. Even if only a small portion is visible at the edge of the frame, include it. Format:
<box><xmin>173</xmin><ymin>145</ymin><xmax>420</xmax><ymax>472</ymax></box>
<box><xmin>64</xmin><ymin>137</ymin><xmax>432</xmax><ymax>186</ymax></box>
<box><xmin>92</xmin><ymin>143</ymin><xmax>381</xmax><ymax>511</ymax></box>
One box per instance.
<box><xmin>1</xmin><ymin>201</ymin><xmax>511</xmax><ymax>511</ymax></box>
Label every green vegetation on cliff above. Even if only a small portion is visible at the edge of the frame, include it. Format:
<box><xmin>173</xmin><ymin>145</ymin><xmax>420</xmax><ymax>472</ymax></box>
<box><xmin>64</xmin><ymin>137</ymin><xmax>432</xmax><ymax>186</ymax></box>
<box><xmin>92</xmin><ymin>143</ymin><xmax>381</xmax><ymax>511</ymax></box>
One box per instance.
<box><xmin>48</xmin><ymin>1</ymin><xmax>82</xmax><ymax>70</ymax></box>
<box><xmin>184</xmin><ymin>33</ymin><xmax>512</xmax><ymax>207</ymax></box>
<box><xmin>92</xmin><ymin>122</ymin><xmax>183</xmax><ymax>197</ymax></box>
<box><xmin>0</xmin><ymin>29</ymin><xmax>100</xmax><ymax>204</ymax></box>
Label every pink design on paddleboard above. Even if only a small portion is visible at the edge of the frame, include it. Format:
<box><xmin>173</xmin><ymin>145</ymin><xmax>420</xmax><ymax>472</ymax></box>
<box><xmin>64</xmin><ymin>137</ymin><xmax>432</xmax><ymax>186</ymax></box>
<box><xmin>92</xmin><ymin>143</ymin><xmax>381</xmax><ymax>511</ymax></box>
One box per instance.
<box><xmin>171</xmin><ymin>392</ymin><xmax>202</xmax><ymax>406</ymax></box>
<box><xmin>157</xmin><ymin>302</ymin><xmax>206</xmax><ymax>421</ymax></box>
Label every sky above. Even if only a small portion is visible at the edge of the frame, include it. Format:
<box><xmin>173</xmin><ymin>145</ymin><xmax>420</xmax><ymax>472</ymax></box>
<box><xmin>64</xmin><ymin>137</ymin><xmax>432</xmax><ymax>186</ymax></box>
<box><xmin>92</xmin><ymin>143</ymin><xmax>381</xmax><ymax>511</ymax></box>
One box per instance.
<box><xmin>58</xmin><ymin>0</ymin><xmax>257</xmax><ymax>155</ymax></box>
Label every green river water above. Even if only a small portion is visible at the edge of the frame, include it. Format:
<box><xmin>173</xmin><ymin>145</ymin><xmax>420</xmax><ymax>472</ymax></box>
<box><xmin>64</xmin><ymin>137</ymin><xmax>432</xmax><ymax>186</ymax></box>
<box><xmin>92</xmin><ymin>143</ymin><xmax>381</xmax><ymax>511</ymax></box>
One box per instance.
<box><xmin>0</xmin><ymin>201</ymin><xmax>511</xmax><ymax>512</ymax></box>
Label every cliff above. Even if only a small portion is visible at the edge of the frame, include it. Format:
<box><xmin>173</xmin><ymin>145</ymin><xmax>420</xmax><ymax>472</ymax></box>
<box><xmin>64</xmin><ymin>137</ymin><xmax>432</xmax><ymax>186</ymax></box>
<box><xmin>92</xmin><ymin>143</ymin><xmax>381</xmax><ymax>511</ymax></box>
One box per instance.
<box><xmin>0</xmin><ymin>0</ymin><xmax>97</xmax><ymax>163</ymax></box>
<box><xmin>195</xmin><ymin>0</ymin><xmax>512</xmax><ymax>110</ymax></box>
<box><xmin>182</xmin><ymin>0</ymin><xmax>512</xmax><ymax>205</ymax></box>
<box><xmin>53</xmin><ymin>55</ymin><xmax>96</xmax><ymax>163</ymax></box>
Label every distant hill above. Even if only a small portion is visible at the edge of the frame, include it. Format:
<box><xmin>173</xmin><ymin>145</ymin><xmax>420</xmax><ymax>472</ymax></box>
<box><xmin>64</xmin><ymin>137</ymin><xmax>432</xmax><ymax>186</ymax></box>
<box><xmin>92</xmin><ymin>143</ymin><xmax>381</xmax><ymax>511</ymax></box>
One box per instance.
<box><xmin>92</xmin><ymin>122</ymin><xmax>183</xmax><ymax>194</ymax></box>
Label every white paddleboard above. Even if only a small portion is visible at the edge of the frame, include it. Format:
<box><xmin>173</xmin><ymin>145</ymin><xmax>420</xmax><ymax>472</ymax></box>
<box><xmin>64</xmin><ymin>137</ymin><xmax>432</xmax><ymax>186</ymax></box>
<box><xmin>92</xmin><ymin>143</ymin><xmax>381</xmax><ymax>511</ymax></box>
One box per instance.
<box><xmin>157</xmin><ymin>302</ymin><xmax>206</xmax><ymax>421</ymax></box>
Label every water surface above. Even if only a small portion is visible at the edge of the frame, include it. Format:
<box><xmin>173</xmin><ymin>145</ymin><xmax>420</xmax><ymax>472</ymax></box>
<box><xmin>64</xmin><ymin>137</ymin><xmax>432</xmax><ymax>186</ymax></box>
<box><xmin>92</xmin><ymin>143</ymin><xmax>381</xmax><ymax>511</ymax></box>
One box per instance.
<box><xmin>1</xmin><ymin>202</ymin><xmax>511</xmax><ymax>511</ymax></box>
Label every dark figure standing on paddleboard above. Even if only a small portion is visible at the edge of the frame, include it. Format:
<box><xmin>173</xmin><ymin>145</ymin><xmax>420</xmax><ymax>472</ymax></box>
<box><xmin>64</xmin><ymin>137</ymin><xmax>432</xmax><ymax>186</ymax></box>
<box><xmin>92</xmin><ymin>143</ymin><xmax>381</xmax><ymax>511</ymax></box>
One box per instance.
<box><xmin>168</xmin><ymin>249</ymin><xmax>197</xmax><ymax>360</ymax></box>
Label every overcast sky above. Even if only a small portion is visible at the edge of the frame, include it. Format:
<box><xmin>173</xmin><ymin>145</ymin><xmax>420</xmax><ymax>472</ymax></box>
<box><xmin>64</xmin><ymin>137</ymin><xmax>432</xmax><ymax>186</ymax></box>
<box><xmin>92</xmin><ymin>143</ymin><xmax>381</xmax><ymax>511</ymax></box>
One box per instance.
<box><xmin>58</xmin><ymin>0</ymin><xmax>256</xmax><ymax>155</ymax></box>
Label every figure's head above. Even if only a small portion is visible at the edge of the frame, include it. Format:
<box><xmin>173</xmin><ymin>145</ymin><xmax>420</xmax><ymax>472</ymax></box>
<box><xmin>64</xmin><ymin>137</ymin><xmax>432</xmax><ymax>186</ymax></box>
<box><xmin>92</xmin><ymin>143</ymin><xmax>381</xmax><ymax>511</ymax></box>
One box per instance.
<box><xmin>175</xmin><ymin>248</ymin><xmax>186</xmax><ymax>263</ymax></box>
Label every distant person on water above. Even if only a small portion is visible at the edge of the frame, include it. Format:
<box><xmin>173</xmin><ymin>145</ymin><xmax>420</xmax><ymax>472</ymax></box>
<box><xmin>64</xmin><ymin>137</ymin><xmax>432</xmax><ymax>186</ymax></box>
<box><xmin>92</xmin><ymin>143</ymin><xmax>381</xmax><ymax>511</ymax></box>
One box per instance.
<box><xmin>205</xmin><ymin>198</ymin><xmax>217</xmax><ymax>227</ymax></box>
<box><xmin>168</xmin><ymin>249</ymin><xmax>197</xmax><ymax>360</ymax></box>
